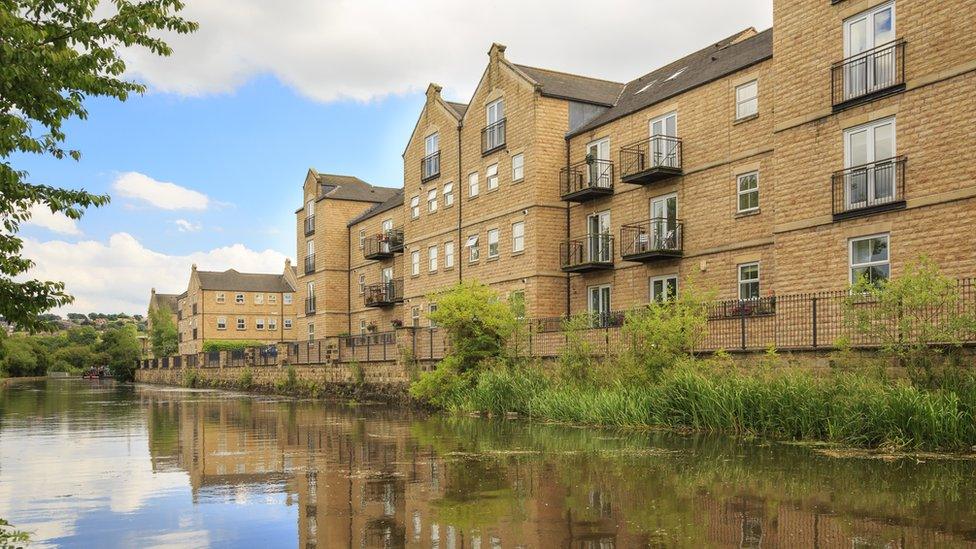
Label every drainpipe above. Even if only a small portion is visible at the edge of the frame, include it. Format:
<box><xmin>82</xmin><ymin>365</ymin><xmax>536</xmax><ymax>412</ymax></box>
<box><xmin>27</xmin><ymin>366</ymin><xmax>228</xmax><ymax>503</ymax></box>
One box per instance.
<box><xmin>347</xmin><ymin>225</ymin><xmax>352</xmax><ymax>334</ymax></box>
<box><xmin>565</xmin><ymin>135</ymin><xmax>571</xmax><ymax>317</ymax></box>
<box><xmin>457</xmin><ymin>120</ymin><xmax>463</xmax><ymax>283</ymax></box>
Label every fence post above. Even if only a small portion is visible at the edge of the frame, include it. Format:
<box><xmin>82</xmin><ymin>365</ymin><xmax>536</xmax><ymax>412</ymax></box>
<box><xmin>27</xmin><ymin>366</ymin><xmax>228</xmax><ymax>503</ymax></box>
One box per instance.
<box><xmin>811</xmin><ymin>296</ymin><xmax>818</xmax><ymax>348</ymax></box>
<box><xmin>528</xmin><ymin>331</ymin><xmax>533</xmax><ymax>357</ymax></box>
<box><xmin>739</xmin><ymin>301</ymin><xmax>747</xmax><ymax>351</ymax></box>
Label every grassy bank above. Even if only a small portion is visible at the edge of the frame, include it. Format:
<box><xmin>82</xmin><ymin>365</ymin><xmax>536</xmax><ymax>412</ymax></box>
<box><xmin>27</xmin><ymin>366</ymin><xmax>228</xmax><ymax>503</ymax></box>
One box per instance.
<box><xmin>437</xmin><ymin>362</ymin><xmax>976</xmax><ymax>452</ymax></box>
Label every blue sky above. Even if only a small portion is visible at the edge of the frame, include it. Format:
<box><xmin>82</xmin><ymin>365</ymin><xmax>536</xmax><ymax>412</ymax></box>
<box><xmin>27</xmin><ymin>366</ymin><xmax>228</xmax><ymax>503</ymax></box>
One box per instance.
<box><xmin>17</xmin><ymin>0</ymin><xmax>771</xmax><ymax>314</ymax></box>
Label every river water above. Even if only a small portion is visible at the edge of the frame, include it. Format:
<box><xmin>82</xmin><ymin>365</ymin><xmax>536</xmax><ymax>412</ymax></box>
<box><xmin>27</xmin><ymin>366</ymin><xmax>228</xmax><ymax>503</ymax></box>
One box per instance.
<box><xmin>1</xmin><ymin>379</ymin><xmax>975</xmax><ymax>548</ymax></box>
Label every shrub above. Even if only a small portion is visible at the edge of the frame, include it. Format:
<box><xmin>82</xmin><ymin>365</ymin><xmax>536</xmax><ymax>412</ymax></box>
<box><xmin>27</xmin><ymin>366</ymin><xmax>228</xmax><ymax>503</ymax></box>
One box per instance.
<box><xmin>427</xmin><ymin>281</ymin><xmax>516</xmax><ymax>374</ymax></box>
<box><xmin>558</xmin><ymin>313</ymin><xmax>597</xmax><ymax>383</ymax></box>
<box><xmin>349</xmin><ymin>360</ymin><xmax>364</xmax><ymax>385</ymax></box>
<box><xmin>202</xmin><ymin>340</ymin><xmax>265</xmax><ymax>352</ymax></box>
<box><xmin>238</xmin><ymin>368</ymin><xmax>254</xmax><ymax>390</ymax></box>
<box><xmin>182</xmin><ymin>369</ymin><xmax>199</xmax><ymax>388</ymax></box>
<box><xmin>0</xmin><ymin>337</ymin><xmax>41</xmax><ymax>377</ymax></box>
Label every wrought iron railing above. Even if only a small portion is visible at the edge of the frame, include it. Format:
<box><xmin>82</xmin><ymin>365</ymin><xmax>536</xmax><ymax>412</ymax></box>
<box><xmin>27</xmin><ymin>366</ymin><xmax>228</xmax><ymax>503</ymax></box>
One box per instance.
<box><xmin>831</xmin><ymin>40</ymin><xmax>906</xmax><ymax>108</ymax></box>
<box><xmin>560</xmin><ymin>233</ymin><xmax>613</xmax><ymax>270</ymax></box>
<box><xmin>560</xmin><ymin>159</ymin><xmax>614</xmax><ymax>200</ymax></box>
<box><xmin>421</xmin><ymin>151</ymin><xmax>440</xmax><ymax>182</ymax></box>
<box><xmin>305</xmin><ymin>296</ymin><xmax>316</xmax><ymax>315</ymax></box>
<box><xmin>304</xmin><ymin>215</ymin><xmax>315</xmax><ymax>236</ymax></box>
<box><xmin>620</xmin><ymin>218</ymin><xmax>683</xmax><ymax>259</ymax></box>
<box><xmin>481</xmin><ymin>118</ymin><xmax>506</xmax><ymax>154</ymax></box>
<box><xmin>831</xmin><ymin>156</ymin><xmax>906</xmax><ymax>218</ymax></box>
<box><xmin>364</xmin><ymin>279</ymin><xmax>404</xmax><ymax>307</ymax></box>
<box><xmin>304</xmin><ymin>254</ymin><xmax>315</xmax><ymax>274</ymax></box>
<box><xmin>364</xmin><ymin>228</ymin><xmax>405</xmax><ymax>259</ymax></box>
<box><xmin>619</xmin><ymin>135</ymin><xmax>682</xmax><ymax>181</ymax></box>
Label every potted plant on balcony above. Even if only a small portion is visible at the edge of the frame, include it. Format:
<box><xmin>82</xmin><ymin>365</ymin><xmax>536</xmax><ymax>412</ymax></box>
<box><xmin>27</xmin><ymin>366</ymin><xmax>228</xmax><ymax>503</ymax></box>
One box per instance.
<box><xmin>391</xmin><ymin>319</ymin><xmax>404</xmax><ymax>329</ymax></box>
<box><xmin>366</xmin><ymin>321</ymin><xmax>378</xmax><ymax>333</ymax></box>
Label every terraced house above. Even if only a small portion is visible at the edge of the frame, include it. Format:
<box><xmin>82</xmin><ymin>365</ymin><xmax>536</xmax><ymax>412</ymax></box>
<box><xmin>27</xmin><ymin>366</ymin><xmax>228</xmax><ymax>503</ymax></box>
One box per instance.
<box><xmin>294</xmin><ymin>0</ymin><xmax>976</xmax><ymax>336</ymax></box>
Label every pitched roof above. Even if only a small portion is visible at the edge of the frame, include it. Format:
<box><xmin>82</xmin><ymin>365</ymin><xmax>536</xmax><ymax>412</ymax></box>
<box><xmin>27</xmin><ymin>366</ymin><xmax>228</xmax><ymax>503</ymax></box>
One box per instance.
<box><xmin>196</xmin><ymin>269</ymin><xmax>296</xmax><ymax>293</ymax></box>
<box><xmin>347</xmin><ymin>189</ymin><xmax>404</xmax><ymax>227</ymax></box>
<box><xmin>314</xmin><ymin>172</ymin><xmax>400</xmax><ymax>203</ymax></box>
<box><xmin>150</xmin><ymin>292</ymin><xmax>179</xmax><ymax>312</ymax></box>
<box><xmin>446</xmin><ymin>101</ymin><xmax>468</xmax><ymax>118</ymax></box>
<box><xmin>513</xmin><ymin>64</ymin><xmax>624</xmax><ymax>107</ymax></box>
<box><xmin>569</xmin><ymin>28</ymin><xmax>773</xmax><ymax>137</ymax></box>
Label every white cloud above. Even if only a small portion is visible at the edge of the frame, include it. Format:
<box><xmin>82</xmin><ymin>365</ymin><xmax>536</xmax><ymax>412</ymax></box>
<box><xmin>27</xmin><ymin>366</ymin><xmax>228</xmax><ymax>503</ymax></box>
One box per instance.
<box><xmin>21</xmin><ymin>233</ymin><xmax>291</xmax><ymax>314</ymax></box>
<box><xmin>112</xmin><ymin>172</ymin><xmax>210</xmax><ymax>211</ymax></box>
<box><xmin>173</xmin><ymin>219</ymin><xmax>202</xmax><ymax>232</ymax></box>
<box><xmin>24</xmin><ymin>204</ymin><xmax>82</xmax><ymax>235</ymax></box>
<box><xmin>120</xmin><ymin>0</ymin><xmax>773</xmax><ymax>103</ymax></box>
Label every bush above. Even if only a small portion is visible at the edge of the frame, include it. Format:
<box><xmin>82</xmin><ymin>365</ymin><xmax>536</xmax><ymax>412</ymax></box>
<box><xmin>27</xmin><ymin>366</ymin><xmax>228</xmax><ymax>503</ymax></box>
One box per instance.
<box><xmin>0</xmin><ymin>337</ymin><xmax>42</xmax><ymax>377</ymax></box>
<box><xmin>238</xmin><ymin>368</ymin><xmax>254</xmax><ymax>390</ymax></box>
<box><xmin>202</xmin><ymin>340</ymin><xmax>266</xmax><ymax>352</ymax></box>
<box><xmin>557</xmin><ymin>313</ymin><xmax>597</xmax><ymax>383</ymax></box>
<box><xmin>182</xmin><ymin>369</ymin><xmax>199</xmax><ymax>388</ymax></box>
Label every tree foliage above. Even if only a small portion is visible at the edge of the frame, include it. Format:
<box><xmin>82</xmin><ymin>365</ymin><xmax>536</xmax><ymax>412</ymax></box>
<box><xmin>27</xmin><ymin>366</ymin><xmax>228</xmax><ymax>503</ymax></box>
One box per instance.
<box><xmin>98</xmin><ymin>325</ymin><xmax>140</xmax><ymax>380</ymax></box>
<box><xmin>0</xmin><ymin>0</ymin><xmax>197</xmax><ymax>332</ymax></box>
<box><xmin>148</xmin><ymin>305</ymin><xmax>177</xmax><ymax>358</ymax></box>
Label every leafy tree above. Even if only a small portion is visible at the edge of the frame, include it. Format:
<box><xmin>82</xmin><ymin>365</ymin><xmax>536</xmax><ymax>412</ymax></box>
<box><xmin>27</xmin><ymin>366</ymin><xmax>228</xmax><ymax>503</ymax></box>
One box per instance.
<box><xmin>66</xmin><ymin>325</ymin><xmax>97</xmax><ymax>346</ymax></box>
<box><xmin>66</xmin><ymin>313</ymin><xmax>87</xmax><ymax>321</ymax></box>
<box><xmin>149</xmin><ymin>305</ymin><xmax>178</xmax><ymax>357</ymax></box>
<box><xmin>98</xmin><ymin>325</ymin><xmax>140</xmax><ymax>380</ymax></box>
<box><xmin>1</xmin><ymin>336</ymin><xmax>42</xmax><ymax>377</ymax></box>
<box><xmin>0</xmin><ymin>0</ymin><xmax>197</xmax><ymax>332</ymax></box>
<box><xmin>54</xmin><ymin>343</ymin><xmax>97</xmax><ymax>371</ymax></box>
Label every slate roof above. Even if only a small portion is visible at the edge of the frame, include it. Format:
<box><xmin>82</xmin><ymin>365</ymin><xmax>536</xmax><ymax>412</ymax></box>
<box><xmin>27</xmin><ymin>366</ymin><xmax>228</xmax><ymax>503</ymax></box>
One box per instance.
<box><xmin>196</xmin><ymin>269</ymin><xmax>295</xmax><ymax>293</ymax></box>
<box><xmin>315</xmin><ymin>173</ymin><xmax>400</xmax><ymax>203</ymax></box>
<box><xmin>347</xmin><ymin>189</ymin><xmax>405</xmax><ymax>227</ymax></box>
<box><xmin>150</xmin><ymin>292</ymin><xmax>179</xmax><ymax>312</ymax></box>
<box><xmin>513</xmin><ymin>64</ymin><xmax>624</xmax><ymax>107</ymax></box>
<box><xmin>569</xmin><ymin>28</ymin><xmax>773</xmax><ymax>137</ymax></box>
<box><xmin>446</xmin><ymin>101</ymin><xmax>468</xmax><ymax>118</ymax></box>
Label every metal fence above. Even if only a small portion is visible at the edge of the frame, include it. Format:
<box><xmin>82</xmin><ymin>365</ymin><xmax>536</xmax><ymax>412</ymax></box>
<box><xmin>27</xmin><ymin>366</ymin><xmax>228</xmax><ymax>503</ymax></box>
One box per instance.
<box><xmin>338</xmin><ymin>331</ymin><xmax>398</xmax><ymax>363</ymax></box>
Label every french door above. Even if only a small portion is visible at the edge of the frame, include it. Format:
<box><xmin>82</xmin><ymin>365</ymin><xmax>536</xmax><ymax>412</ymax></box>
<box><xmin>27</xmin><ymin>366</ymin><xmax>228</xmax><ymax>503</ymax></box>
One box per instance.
<box><xmin>843</xmin><ymin>3</ymin><xmax>895</xmax><ymax>99</ymax></box>
<box><xmin>381</xmin><ymin>218</ymin><xmax>394</xmax><ymax>252</ymax></box>
<box><xmin>586</xmin><ymin>138</ymin><xmax>611</xmax><ymax>188</ymax></box>
<box><xmin>588</xmin><ymin>284</ymin><xmax>611</xmax><ymax>327</ymax></box>
<box><xmin>844</xmin><ymin>118</ymin><xmax>895</xmax><ymax>209</ymax></box>
<box><xmin>649</xmin><ymin>112</ymin><xmax>678</xmax><ymax>168</ymax></box>
<box><xmin>650</xmin><ymin>194</ymin><xmax>678</xmax><ymax>250</ymax></box>
<box><xmin>587</xmin><ymin>211</ymin><xmax>611</xmax><ymax>262</ymax></box>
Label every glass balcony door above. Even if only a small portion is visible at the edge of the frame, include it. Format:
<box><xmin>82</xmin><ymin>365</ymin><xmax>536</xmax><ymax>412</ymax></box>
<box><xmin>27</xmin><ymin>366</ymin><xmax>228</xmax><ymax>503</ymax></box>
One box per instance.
<box><xmin>587</xmin><ymin>211</ymin><xmax>611</xmax><ymax>263</ymax></box>
<box><xmin>586</xmin><ymin>138</ymin><xmax>611</xmax><ymax>188</ymax></box>
<box><xmin>649</xmin><ymin>112</ymin><xmax>678</xmax><ymax>168</ymax></box>
<box><xmin>844</xmin><ymin>118</ymin><xmax>895</xmax><ymax>209</ymax></box>
<box><xmin>650</xmin><ymin>194</ymin><xmax>678</xmax><ymax>251</ymax></box>
<box><xmin>844</xmin><ymin>3</ymin><xmax>895</xmax><ymax>99</ymax></box>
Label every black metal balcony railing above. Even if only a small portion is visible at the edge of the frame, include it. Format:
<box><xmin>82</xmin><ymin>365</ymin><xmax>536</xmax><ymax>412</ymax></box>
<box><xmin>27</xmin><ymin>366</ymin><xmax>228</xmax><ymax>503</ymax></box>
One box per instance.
<box><xmin>364</xmin><ymin>279</ymin><xmax>404</xmax><ymax>308</ymax></box>
<box><xmin>304</xmin><ymin>254</ymin><xmax>315</xmax><ymax>274</ymax></box>
<box><xmin>560</xmin><ymin>233</ymin><xmax>614</xmax><ymax>273</ymax></box>
<box><xmin>832</xmin><ymin>156</ymin><xmax>906</xmax><ymax>220</ymax></box>
<box><xmin>619</xmin><ymin>135</ymin><xmax>682</xmax><ymax>184</ymax></box>
<box><xmin>620</xmin><ymin>218</ymin><xmax>683</xmax><ymax>261</ymax></box>
<box><xmin>560</xmin><ymin>159</ymin><xmax>614</xmax><ymax>202</ymax></box>
<box><xmin>304</xmin><ymin>215</ymin><xmax>315</xmax><ymax>236</ymax></box>
<box><xmin>364</xmin><ymin>227</ymin><xmax>405</xmax><ymax>260</ymax></box>
<box><xmin>421</xmin><ymin>151</ymin><xmax>440</xmax><ymax>182</ymax></box>
<box><xmin>831</xmin><ymin>40</ymin><xmax>906</xmax><ymax>110</ymax></box>
<box><xmin>481</xmin><ymin>118</ymin><xmax>506</xmax><ymax>155</ymax></box>
<box><xmin>305</xmin><ymin>296</ymin><xmax>316</xmax><ymax>315</ymax></box>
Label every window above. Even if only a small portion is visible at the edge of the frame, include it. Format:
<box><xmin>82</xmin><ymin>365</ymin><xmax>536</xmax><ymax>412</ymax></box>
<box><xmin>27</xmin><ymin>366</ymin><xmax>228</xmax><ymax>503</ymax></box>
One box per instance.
<box><xmin>487</xmin><ymin>98</ymin><xmax>504</xmax><ymax>124</ymax></box>
<box><xmin>268</xmin><ymin>294</ymin><xmax>277</xmax><ymax>304</ymax></box>
<box><xmin>359</xmin><ymin>319</ymin><xmax>367</xmax><ymax>335</ymax></box>
<box><xmin>305</xmin><ymin>199</ymin><xmax>314</xmax><ymax>217</ymax></box>
<box><xmin>427</xmin><ymin>188</ymin><xmax>438</xmax><ymax>212</ymax></box>
<box><xmin>268</xmin><ymin>317</ymin><xmax>277</xmax><ymax>331</ymax></box>
<box><xmin>410</xmin><ymin>306</ymin><xmax>421</xmax><ymax>327</ymax></box>
<box><xmin>256</xmin><ymin>318</ymin><xmax>265</xmax><ymax>330</ymax></box>
<box><xmin>424</xmin><ymin>133</ymin><xmax>439</xmax><ymax>180</ymax></box>
<box><xmin>443</xmin><ymin>182</ymin><xmax>454</xmax><ymax>207</ymax></box>
<box><xmin>216</xmin><ymin>292</ymin><xmax>225</xmax><ymax>304</ymax></box>
<box><xmin>735</xmin><ymin>80</ymin><xmax>758</xmax><ymax>120</ymax></box>
<box><xmin>235</xmin><ymin>293</ymin><xmax>244</xmax><ymax>304</ymax></box>
<box><xmin>468</xmin><ymin>172</ymin><xmax>479</xmax><ymax>197</ymax></box>
<box><xmin>237</xmin><ymin>317</ymin><xmax>246</xmax><ymax>330</ymax></box>
<box><xmin>254</xmin><ymin>293</ymin><xmax>264</xmax><ymax>305</ymax></box>
<box><xmin>850</xmin><ymin>234</ymin><xmax>890</xmax><ymax>286</ymax></box>
<box><xmin>359</xmin><ymin>229</ymin><xmax>366</xmax><ymax>249</ymax></box>
<box><xmin>283</xmin><ymin>293</ymin><xmax>292</xmax><ymax>305</ymax></box>
<box><xmin>650</xmin><ymin>275</ymin><xmax>678</xmax><ymax>301</ymax></box>
<box><xmin>738</xmin><ymin>263</ymin><xmax>760</xmax><ymax>300</ymax></box>
<box><xmin>428</xmin><ymin>245</ymin><xmax>438</xmax><ymax>272</ymax></box>
<box><xmin>588</xmin><ymin>285</ymin><xmax>612</xmax><ymax>327</ymax></box>
<box><xmin>485</xmin><ymin>99</ymin><xmax>505</xmax><ymax>151</ymax></box>
<box><xmin>467</xmin><ymin>234</ymin><xmax>480</xmax><ymax>261</ymax></box>
<box><xmin>428</xmin><ymin>303</ymin><xmax>438</xmax><ymax>327</ymax></box>
<box><xmin>487</xmin><ymin>229</ymin><xmax>499</xmax><ymax>258</ymax></box>
<box><xmin>843</xmin><ymin>117</ymin><xmax>896</xmax><ymax>210</ymax></box>
<box><xmin>381</xmin><ymin>266</ymin><xmax>393</xmax><ymax>283</ymax></box>
<box><xmin>842</xmin><ymin>3</ymin><xmax>896</xmax><ymax>100</ymax></box>
<box><xmin>512</xmin><ymin>154</ymin><xmax>524</xmax><ymax>182</ymax></box>
<box><xmin>306</xmin><ymin>281</ymin><xmax>314</xmax><ymax>298</ymax></box>
<box><xmin>284</xmin><ymin>318</ymin><xmax>293</xmax><ymax>329</ymax></box>
<box><xmin>444</xmin><ymin>241</ymin><xmax>455</xmax><ymax>268</ymax></box>
<box><xmin>511</xmin><ymin>222</ymin><xmax>524</xmax><ymax>253</ymax></box>
<box><xmin>217</xmin><ymin>316</ymin><xmax>227</xmax><ymax>330</ymax></box>
<box><xmin>737</xmin><ymin>171</ymin><xmax>759</xmax><ymax>212</ymax></box>
<box><xmin>359</xmin><ymin>274</ymin><xmax>366</xmax><ymax>294</ymax></box>
<box><xmin>307</xmin><ymin>323</ymin><xmax>314</xmax><ymax>342</ymax></box>
<box><xmin>410</xmin><ymin>196</ymin><xmax>420</xmax><ymax>219</ymax></box>
<box><xmin>486</xmin><ymin>164</ymin><xmax>498</xmax><ymax>190</ymax></box>
<box><xmin>411</xmin><ymin>250</ymin><xmax>420</xmax><ymax>276</ymax></box>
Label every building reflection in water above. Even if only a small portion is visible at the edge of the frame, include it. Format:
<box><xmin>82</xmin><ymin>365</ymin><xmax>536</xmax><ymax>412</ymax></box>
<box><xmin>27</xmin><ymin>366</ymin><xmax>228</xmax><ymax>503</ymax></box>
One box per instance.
<box><xmin>143</xmin><ymin>395</ymin><xmax>976</xmax><ymax>548</ymax></box>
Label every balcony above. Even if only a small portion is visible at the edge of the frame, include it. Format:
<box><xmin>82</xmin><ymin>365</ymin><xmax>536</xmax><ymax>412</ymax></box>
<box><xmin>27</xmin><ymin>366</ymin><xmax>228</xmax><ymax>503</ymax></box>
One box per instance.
<box><xmin>304</xmin><ymin>254</ymin><xmax>315</xmax><ymax>275</ymax></box>
<box><xmin>363</xmin><ymin>228</ymin><xmax>405</xmax><ymax>260</ymax></box>
<box><xmin>305</xmin><ymin>296</ymin><xmax>316</xmax><ymax>315</ymax></box>
<box><xmin>619</xmin><ymin>135</ymin><xmax>682</xmax><ymax>185</ymax></box>
<box><xmin>481</xmin><ymin>118</ymin><xmax>506</xmax><ymax>155</ymax></box>
<box><xmin>831</xmin><ymin>40</ymin><xmax>905</xmax><ymax>111</ymax></box>
<box><xmin>304</xmin><ymin>215</ymin><xmax>315</xmax><ymax>236</ymax></box>
<box><xmin>620</xmin><ymin>218</ymin><xmax>683</xmax><ymax>262</ymax></box>
<box><xmin>831</xmin><ymin>156</ymin><xmax>906</xmax><ymax>220</ymax></box>
<box><xmin>364</xmin><ymin>279</ymin><xmax>404</xmax><ymax>308</ymax></box>
<box><xmin>560</xmin><ymin>234</ymin><xmax>614</xmax><ymax>273</ymax></box>
<box><xmin>560</xmin><ymin>159</ymin><xmax>614</xmax><ymax>202</ymax></box>
<box><xmin>421</xmin><ymin>151</ymin><xmax>440</xmax><ymax>182</ymax></box>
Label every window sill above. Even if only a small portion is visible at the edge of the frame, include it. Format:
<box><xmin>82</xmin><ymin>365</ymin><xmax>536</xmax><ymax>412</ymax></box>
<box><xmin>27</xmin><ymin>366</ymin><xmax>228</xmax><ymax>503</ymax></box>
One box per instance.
<box><xmin>733</xmin><ymin>113</ymin><xmax>759</xmax><ymax>125</ymax></box>
<box><xmin>512</xmin><ymin>178</ymin><xmax>524</xmax><ymax>184</ymax></box>
<box><xmin>487</xmin><ymin>187</ymin><xmax>500</xmax><ymax>194</ymax></box>
<box><xmin>487</xmin><ymin>256</ymin><xmax>500</xmax><ymax>262</ymax></box>
<box><xmin>444</xmin><ymin>266</ymin><xmax>454</xmax><ymax>272</ymax></box>
<box><xmin>735</xmin><ymin>208</ymin><xmax>761</xmax><ymax>218</ymax></box>
<box><xmin>469</xmin><ymin>194</ymin><xmax>479</xmax><ymax>200</ymax></box>
<box><xmin>512</xmin><ymin>251</ymin><xmax>525</xmax><ymax>257</ymax></box>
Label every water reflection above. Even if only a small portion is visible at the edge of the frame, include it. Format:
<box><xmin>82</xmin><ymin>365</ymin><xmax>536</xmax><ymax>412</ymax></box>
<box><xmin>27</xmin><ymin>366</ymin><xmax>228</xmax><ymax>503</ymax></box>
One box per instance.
<box><xmin>2</xmin><ymin>380</ymin><xmax>976</xmax><ymax>547</ymax></box>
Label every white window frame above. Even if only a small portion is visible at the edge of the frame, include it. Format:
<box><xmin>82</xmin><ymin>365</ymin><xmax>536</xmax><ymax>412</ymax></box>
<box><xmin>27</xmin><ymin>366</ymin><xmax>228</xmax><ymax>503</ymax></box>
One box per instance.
<box><xmin>428</xmin><ymin>245</ymin><xmax>438</xmax><ymax>272</ymax></box>
<box><xmin>738</xmin><ymin>263</ymin><xmax>761</xmax><ymax>300</ymax></box>
<box><xmin>487</xmin><ymin>228</ymin><xmax>499</xmax><ymax>258</ymax></box>
<box><xmin>268</xmin><ymin>317</ymin><xmax>277</xmax><ymax>331</ymax></box>
<box><xmin>410</xmin><ymin>196</ymin><xmax>420</xmax><ymax>219</ymax></box>
<box><xmin>427</xmin><ymin>188</ymin><xmax>438</xmax><ymax>213</ymax></box>
<box><xmin>843</xmin><ymin>2</ymin><xmax>896</xmax><ymax>100</ymax></box>
<box><xmin>307</xmin><ymin>323</ymin><xmax>314</xmax><ymax>342</ymax></box>
<box><xmin>511</xmin><ymin>153</ymin><xmax>524</xmax><ymax>182</ymax></box>
<box><xmin>236</xmin><ymin>317</ymin><xmax>246</xmax><ymax>331</ymax></box>
<box><xmin>467</xmin><ymin>234</ymin><xmax>480</xmax><ymax>262</ymax></box>
<box><xmin>411</xmin><ymin>250</ymin><xmax>420</xmax><ymax>276</ymax></box>
<box><xmin>486</xmin><ymin>163</ymin><xmax>499</xmax><ymax>190</ymax></box>
<box><xmin>359</xmin><ymin>274</ymin><xmax>366</xmax><ymax>295</ymax></box>
<box><xmin>425</xmin><ymin>133</ymin><xmax>439</xmax><ymax>155</ymax></box>
<box><xmin>283</xmin><ymin>293</ymin><xmax>292</xmax><ymax>305</ymax></box>
<box><xmin>268</xmin><ymin>294</ymin><xmax>277</xmax><ymax>304</ymax></box>
<box><xmin>255</xmin><ymin>317</ymin><xmax>265</xmax><ymax>330</ymax></box>
<box><xmin>650</xmin><ymin>275</ymin><xmax>678</xmax><ymax>302</ymax></box>
<box><xmin>235</xmin><ymin>293</ymin><xmax>245</xmax><ymax>304</ymax></box>
<box><xmin>428</xmin><ymin>303</ymin><xmax>438</xmax><ymax>328</ymax></box>
<box><xmin>735</xmin><ymin>80</ymin><xmax>758</xmax><ymax>120</ymax></box>
<box><xmin>254</xmin><ymin>293</ymin><xmax>264</xmax><ymax>305</ymax></box>
<box><xmin>444</xmin><ymin>241</ymin><xmax>455</xmax><ymax>268</ymax></box>
<box><xmin>411</xmin><ymin>306</ymin><xmax>421</xmax><ymax>327</ymax></box>
<box><xmin>511</xmin><ymin>221</ymin><xmax>524</xmax><ymax>253</ymax></box>
<box><xmin>849</xmin><ymin>233</ymin><xmax>890</xmax><ymax>286</ymax></box>
<box><xmin>736</xmin><ymin>171</ymin><xmax>760</xmax><ymax>213</ymax></box>
<box><xmin>443</xmin><ymin>182</ymin><xmax>454</xmax><ymax>207</ymax></box>
<box><xmin>468</xmin><ymin>172</ymin><xmax>479</xmax><ymax>197</ymax></box>
<box><xmin>486</xmin><ymin>98</ymin><xmax>504</xmax><ymax>125</ymax></box>
<box><xmin>216</xmin><ymin>292</ymin><xmax>225</xmax><ymax>304</ymax></box>
<box><xmin>843</xmin><ymin>116</ymin><xmax>897</xmax><ymax>210</ymax></box>
<box><xmin>359</xmin><ymin>229</ymin><xmax>366</xmax><ymax>249</ymax></box>
<box><xmin>359</xmin><ymin>319</ymin><xmax>367</xmax><ymax>335</ymax></box>
<box><xmin>284</xmin><ymin>318</ymin><xmax>293</xmax><ymax>329</ymax></box>
<box><xmin>217</xmin><ymin>316</ymin><xmax>227</xmax><ymax>330</ymax></box>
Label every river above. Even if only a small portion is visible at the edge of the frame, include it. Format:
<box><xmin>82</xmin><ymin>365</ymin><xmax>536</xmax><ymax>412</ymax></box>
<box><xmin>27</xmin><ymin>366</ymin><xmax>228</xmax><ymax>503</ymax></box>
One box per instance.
<box><xmin>1</xmin><ymin>379</ymin><xmax>975</xmax><ymax>548</ymax></box>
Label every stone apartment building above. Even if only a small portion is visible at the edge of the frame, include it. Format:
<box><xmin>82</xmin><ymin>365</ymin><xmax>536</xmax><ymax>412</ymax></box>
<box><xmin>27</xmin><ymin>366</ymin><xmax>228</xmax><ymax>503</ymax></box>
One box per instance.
<box><xmin>173</xmin><ymin>262</ymin><xmax>298</xmax><ymax>354</ymax></box>
<box><xmin>295</xmin><ymin>0</ymin><xmax>975</xmax><ymax>336</ymax></box>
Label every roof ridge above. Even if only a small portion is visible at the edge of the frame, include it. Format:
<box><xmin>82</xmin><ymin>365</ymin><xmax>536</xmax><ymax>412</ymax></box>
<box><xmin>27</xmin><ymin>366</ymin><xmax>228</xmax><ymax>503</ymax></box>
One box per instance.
<box><xmin>513</xmin><ymin>63</ymin><xmax>623</xmax><ymax>85</ymax></box>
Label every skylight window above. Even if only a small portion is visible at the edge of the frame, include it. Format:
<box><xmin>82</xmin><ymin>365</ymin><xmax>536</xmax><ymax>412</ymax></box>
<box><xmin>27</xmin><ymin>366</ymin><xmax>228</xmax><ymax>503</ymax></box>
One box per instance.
<box><xmin>634</xmin><ymin>80</ymin><xmax>657</xmax><ymax>94</ymax></box>
<box><xmin>665</xmin><ymin>67</ymin><xmax>687</xmax><ymax>81</ymax></box>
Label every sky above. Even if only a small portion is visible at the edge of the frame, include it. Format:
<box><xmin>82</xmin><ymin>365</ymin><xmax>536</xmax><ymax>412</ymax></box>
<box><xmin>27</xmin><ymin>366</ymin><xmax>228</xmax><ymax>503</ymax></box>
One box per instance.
<box><xmin>17</xmin><ymin>0</ymin><xmax>772</xmax><ymax>315</ymax></box>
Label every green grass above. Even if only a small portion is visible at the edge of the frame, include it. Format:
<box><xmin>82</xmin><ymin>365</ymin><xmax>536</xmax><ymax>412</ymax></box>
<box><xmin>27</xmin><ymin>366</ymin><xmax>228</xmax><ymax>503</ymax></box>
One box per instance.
<box><xmin>436</xmin><ymin>363</ymin><xmax>976</xmax><ymax>452</ymax></box>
